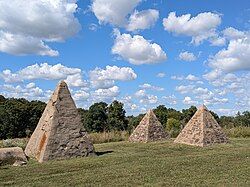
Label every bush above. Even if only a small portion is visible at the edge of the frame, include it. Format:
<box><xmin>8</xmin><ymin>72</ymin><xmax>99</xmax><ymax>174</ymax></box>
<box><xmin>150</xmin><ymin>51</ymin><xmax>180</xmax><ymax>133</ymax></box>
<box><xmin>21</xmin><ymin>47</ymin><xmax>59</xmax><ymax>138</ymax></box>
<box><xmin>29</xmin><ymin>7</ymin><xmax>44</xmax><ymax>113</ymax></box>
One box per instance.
<box><xmin>223</xmin><ymin>127</ymin><xmax>250</xmax><ymax>138</ymax></box>
<box><xmin>166</xmin><ymin>118</ymin><xmax>182</xmax><ymax>138</ymax></box>
<box><xmin>89</xmin><ymin>131</ymin><xmax>129</xmax><ymax>144</ymax></box>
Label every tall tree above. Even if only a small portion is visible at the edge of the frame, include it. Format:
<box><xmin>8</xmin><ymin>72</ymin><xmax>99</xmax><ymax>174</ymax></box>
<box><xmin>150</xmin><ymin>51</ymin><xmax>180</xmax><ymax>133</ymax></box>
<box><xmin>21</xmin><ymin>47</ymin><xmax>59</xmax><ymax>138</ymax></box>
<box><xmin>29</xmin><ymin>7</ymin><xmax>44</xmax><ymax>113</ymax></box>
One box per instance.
<box><xmin>181</xmin><ymin>106</ymin><xmax>197</xmax><ymax>125</ymax></box>
<box><xmin>154</xmin><ymin>105</ymin><xmax>168</xmax><ymax>127</ymax></box>
<box><xmin>84</xmin><ymin>102</ymin><xmax>108</xmax><ymax>132</ymax></box>
<box><xmin>0</xmin><ymin>98</ymin><xmax>46</xmax><ymax>139</ymax></box>
<box><xmin>127</xmin><ymin>114</ymin><xmax>144</xmax><ymax>133</ymax></box>
<box><xmin>0</xmin><ymin>95</ymin><xmax>5</xmax><ymax>103</ymax></box>
<box><xmin>107</xmin><ymin>100</ymin><xmax>128</xmax><ymax>131</ymax></box>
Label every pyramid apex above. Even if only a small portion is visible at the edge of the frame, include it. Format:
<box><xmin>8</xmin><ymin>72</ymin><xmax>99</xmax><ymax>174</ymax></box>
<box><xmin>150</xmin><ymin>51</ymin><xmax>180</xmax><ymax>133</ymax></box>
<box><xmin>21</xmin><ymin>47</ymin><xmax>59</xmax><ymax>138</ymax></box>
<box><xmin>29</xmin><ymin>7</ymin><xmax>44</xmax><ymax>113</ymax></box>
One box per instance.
<box><xmin>199</xmin><ymin>104</ymin><xmax>208</xmax><ymax>110</ymax></box>
<box><xmin>58</xmin><ymin>80</ymin><xmax>67</xmax><ymax>86</ymax></box>
<box><xmin>147</xmin><ymin>109</ymin><xmax>154</xmax><ymax>114</ymax></box>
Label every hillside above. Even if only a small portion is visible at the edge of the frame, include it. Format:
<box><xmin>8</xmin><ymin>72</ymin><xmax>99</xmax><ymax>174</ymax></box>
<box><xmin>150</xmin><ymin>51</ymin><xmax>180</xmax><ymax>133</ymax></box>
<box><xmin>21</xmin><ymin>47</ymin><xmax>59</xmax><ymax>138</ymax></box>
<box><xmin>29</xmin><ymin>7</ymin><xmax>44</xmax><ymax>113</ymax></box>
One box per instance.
<box><xmin>0</xmin><ymin>138</ymin><xmax>249</xmax><ymax>186</ymax></box>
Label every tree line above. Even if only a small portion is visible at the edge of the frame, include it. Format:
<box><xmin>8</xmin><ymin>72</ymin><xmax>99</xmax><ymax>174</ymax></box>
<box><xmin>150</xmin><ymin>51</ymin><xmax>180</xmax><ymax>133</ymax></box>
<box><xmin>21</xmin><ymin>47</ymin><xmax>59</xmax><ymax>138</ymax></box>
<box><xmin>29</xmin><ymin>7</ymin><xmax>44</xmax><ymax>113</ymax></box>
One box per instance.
<box><xmin>0</xmin><ymin>95</ymin><xmax>249</xmax><ymax>139</ymax></box>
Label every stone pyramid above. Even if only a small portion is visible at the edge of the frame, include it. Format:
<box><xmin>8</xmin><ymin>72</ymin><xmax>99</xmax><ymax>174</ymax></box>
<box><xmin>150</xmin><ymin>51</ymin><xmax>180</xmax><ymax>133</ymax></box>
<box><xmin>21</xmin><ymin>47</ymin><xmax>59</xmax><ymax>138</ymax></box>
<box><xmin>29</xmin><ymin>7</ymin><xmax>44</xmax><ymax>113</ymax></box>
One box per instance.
<box><xmin>174</xmin><ymin>105</ymin><xmax>228</xmax><ymax>147</ymax></box>
<box><xmin>25</xmin><ymin>81</ymin><xmax>95</xmax><ymax>162</ymax></box>
<box><xmin>129</xmin><ymin>110</ymin><xmax>168</xmax><ymax>143</ymax></box>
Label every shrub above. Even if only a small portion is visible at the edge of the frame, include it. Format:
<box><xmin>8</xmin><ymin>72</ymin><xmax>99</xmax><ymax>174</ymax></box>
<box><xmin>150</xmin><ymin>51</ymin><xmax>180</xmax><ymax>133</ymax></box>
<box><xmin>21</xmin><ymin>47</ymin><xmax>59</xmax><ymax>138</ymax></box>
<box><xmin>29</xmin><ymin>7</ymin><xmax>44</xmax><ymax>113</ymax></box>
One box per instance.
<box><xmin>223</xmin><ymin>127</ymin><xmax>250</xmax><ymax>138</ymax></box>
<box><xmin>89</xmin><ymin>131</ymin><xmax>129</xmax><ymax>144</ymax></box>
<box><xmin>166</xmin><ymin>118</ymin><xmax>182</xmax><ymax>138</ymax></box>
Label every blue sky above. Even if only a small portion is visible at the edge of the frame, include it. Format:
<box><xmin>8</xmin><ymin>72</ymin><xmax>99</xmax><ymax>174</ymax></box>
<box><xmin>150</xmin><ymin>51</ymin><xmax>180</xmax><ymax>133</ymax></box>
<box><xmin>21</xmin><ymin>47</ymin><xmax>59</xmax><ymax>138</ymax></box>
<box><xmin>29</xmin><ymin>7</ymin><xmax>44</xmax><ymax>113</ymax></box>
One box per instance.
<box><xmin>0</xmin><ymin>0</ymin><xmax>249</xmax><ymax>116</ymax></box>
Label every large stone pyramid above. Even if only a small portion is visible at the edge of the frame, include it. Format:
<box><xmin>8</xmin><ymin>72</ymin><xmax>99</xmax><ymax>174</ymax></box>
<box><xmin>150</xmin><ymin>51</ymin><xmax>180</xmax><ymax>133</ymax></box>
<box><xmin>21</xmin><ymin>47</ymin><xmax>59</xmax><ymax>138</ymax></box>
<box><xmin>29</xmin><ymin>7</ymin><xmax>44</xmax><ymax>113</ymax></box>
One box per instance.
<box><xmin>174</xmin><ymin>105</ymin><xmax>228</xmax><ymax>147</ymax></box>
<box><xmin>25</xmin><ymin>81</ymin><xmax>95</xmax><ymax>162</ymax></box>
<box><xmin>129</xmin><ymin>110</ymin><xmax>168</xmax><ymax>143</ymax></box>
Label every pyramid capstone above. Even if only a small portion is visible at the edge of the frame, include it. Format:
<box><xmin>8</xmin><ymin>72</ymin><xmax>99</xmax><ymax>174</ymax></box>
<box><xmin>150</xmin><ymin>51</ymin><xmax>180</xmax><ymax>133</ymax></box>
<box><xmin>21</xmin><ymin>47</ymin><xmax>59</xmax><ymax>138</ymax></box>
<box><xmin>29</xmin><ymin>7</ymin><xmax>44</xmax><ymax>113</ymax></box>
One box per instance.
<box><xmin>25</xmin><ymin>81</ymin><xmax>95</xmax><ymax>162</ymax></box>
<box><xmin>129</xmin><ymin>110</ymin><xmax>169</xmax><ymax>143</ymax></box>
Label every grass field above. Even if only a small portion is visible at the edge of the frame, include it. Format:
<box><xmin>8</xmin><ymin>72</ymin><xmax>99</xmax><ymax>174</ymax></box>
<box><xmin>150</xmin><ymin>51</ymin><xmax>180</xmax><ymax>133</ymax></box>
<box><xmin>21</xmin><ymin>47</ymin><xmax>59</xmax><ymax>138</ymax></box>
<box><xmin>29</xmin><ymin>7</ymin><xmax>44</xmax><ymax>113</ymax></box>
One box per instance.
<box><xmin>0</xmin><ymin>138</ymin><xmax>249</xmax><ymax>186</ymax></box>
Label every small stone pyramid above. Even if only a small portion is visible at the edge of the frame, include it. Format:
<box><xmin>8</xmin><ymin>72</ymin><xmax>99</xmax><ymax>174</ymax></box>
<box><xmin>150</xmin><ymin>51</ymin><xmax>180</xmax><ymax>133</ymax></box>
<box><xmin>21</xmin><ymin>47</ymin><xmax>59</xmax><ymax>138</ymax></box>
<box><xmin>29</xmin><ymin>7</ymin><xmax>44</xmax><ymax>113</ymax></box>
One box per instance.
<box><xmin>25</xmin><ymin>81</ymin><xmax>95</xmax><ymax>162</ymax></box>
<box><xmin>174</xmin><ymin>105</ymin><xmax>228</xmax><ymax>147</ymax></box>
<box><xmin>129</xmin><ymin>110</ymin><xmax>168</xmax><ymax>143</ymax></box>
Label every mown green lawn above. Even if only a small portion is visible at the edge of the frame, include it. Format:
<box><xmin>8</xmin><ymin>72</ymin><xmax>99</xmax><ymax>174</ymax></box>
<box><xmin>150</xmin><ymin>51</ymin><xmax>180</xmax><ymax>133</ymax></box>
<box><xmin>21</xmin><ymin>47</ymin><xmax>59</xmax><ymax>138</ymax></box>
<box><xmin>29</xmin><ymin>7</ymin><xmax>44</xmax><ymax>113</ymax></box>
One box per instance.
<box><xmin>0</xmin><ymin>138</ymin><xmax>249</xmax><ymax>186</ymax></box>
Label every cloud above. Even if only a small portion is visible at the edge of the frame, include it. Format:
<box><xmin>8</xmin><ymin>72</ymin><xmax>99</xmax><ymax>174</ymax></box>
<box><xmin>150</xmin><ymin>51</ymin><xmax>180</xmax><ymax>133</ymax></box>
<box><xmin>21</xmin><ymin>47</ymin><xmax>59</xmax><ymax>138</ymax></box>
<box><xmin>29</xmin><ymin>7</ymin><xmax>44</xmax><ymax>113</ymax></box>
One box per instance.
<box><xmin>0</xmin><ymin>83</ymin><xmax>50</xmax><ymax>101</ymax></box>
<box><xmin>91</xmin><ymin>0</ymin><xmax>141</xmax><ymax>26</ymax></box>
<box><xmin>183</xmin><ymin>96</ymin><xmax>198</xmax><ymax>105</ymax></box>
<box><xmin>91</xmin><ymin>0</ymin><xmax>159</xmax><ymax>32</ymax></box>
<box><xmin>89</xmin><ymin>65</ymin><xmax>137</xmax><ymax>89</ymax></box>
<box><xmin>176</xmin><ymin>85</ymin><xmax>195</xmax><ymax>94</ymax></box>
<box><xmin>1</xmin><ymin>63</ymin><xmax>86</xmax><ymax>87</ymax></box>
<box><xmin>93</xmin><ymin>86</ymin><xmax>120</xmax><ymax>102</ymax></box>
<box><xmin>112</xmin><ymin>30</ymin><xmax>167</xmax><ymax>65</ymax></box>
<box><xmin>208</xmin><ymin>38</ymin><xmax>250</xmax><ymax>72</ymax></box>
<box><xmin>203</xmin><ymin>69</ymin><xmax>223</xmax><ymax>81</ymax></box>
<box><xmin>179</xmin><ymin>51</ymin><xmax>197</xmax><ymax>62</ymax></box>
<box><xmin>213</xmin><ymin>108</ymin><xmax>237</xmax><ymax>116</ymax></box>
<box><xmin>171</xmin><ymin>75</ymin><xmax>184</xmax><ymax>80</ymax></box>
<box><xmin>163</xmin><ymin>12</ymin><xmax>221</xmax><ymax>45</ymax></box>
<box><xmin>0</xmin><ymin>0</ymin><xmax>80</xmax><ymax>56</ymax></box>
<box><xmin>193</xmin><ymin>87</ymin><xmax>210</xmax><ymax>95</ymax></box>
<box><xmin>204</xmin><ymin>97</ymin><xmax>228</xmax><ymax>106</ymax></box>
<box><xmin>119</xmin><ymin>96</ymin><xmax>138</xmax><ymax>112</ymax></box>
<box><xmin>65</xmin><ymin>73</ymin><xmax>88</xmax><ymax>87</ymax></box>
<box><xmin>186</xmin><ymin>74</ymin><xmax>199</xmax><ymax>81</ymax></box>
<box><xmin>0</xmin><ymin>32</ymin><xmax>58</xmax><ymax>56</ymax></box>
<box><xmin>156</xmin><ymin>72</ymin><xmax>166</xmax><ymax>78</ymax></box>
<box><xmin>139</xmin><ymin>83</ymin><xmax>164</xmax><ymax>91</ymax></box>
<box><xmin>135</xmin><ymin>89</ymin><xmax>158</xmax><ymax>104</ymax></box>
<box><xmin>172</xmin><ymin>74</ymin><xmax>199</xmax><ymax>81</ymax></box>
<box><xmin>126</xmin><ymin>9</ymin><xmax>159</xmax><ymax>31</ymax></box>
<box><xmin>72</xmin><ymin>89</ymin><xmax>90</xmax><ymax>101</ymax></box>
<box><xmin>140</xmin><ymin>95</ymin><xmax>158</xmax><ymax>104</ymax></box>
<box><xmin>89</xmin><ymin>23</ymin><xmax>99</xmax><ymax>31</ymax></box>
<box><xmin>162</xmin><ymin>95</ymin><xmax>177</xmax><ymax>105</ymax></box>
<box><xmin>223</xmin><ymin>27</ymin><xmax>247</xmax><ymax>40</ymax></box>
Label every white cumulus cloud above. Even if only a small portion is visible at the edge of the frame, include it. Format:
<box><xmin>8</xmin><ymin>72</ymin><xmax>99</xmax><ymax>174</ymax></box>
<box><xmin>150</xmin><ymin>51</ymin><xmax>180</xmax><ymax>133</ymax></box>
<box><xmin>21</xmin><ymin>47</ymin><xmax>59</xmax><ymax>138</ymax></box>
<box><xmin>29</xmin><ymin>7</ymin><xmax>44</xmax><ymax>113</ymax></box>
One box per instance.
<box><xmin>89</xmin><ymin>65</ymin><xmax>137</xmax><ymax>89</ymax></box>
<box><xmin>208</xmin><ymin>38</ymin><xmax>250</xmax><ymax>72</ymax></box>
<box><xmin>93</xmin><ymin>86</ymin><xmax>120</xmax><ymax>102</ymax></box>
<box><xmin>186</xmin><ymin>74</ymin><xmax>199</xmax><ymax>81</ymax></box>
<box><xmin>156</xmin><ymin>72</ymin><xmax>166</xmax><ymax>78</ymax></box>
<box><xmin>91</xmin><ymin>0</ymin><xmax>141</xmax><ymax>26</ymax></box>
<box><xmin>1</xmin><ymin>63</ymin><xmax>86</xmax><ymax>87</ymax></box>
<box><xmin>126</xmin><ymin>9</ymin><xmax>159</xmax><ymax>31</ymax></box>
<box><xmin>183</xmin><ymin>96</ymin><xmax>198</xmax><ymax>105</ymax></box>
<box><xmin>179</xmin><ymin>51</ymin><xmax>197</xmax><ymax>62</ymax></box>
<box><xmin>0</xmin><ymin>0</ymin><xmax>80</xmax><ymax>56</ymax></box>
<box><xmin>139</xmin><ymin>83</ymin><xmax>164</xmax><ymax>91</ymax></box>
<box><xmin>112</xmin><ymin>30</ymin><xmax>167</xmax><ymax>65</ymax></box>
<box><xmin>163</xmin><ymin>12</ymin><xmax>221</xmax><ymax>45</ymax></box>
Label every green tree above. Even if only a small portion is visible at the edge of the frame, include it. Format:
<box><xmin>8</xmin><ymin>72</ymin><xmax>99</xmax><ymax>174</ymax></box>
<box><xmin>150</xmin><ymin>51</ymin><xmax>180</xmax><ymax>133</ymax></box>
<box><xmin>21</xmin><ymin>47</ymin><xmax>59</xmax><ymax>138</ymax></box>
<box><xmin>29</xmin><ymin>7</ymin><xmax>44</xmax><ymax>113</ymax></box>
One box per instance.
<box><xmin>127</xmin><ymin>114</ymin><xmax>144</xmax><ymax>133</ymax></box>
<box><xmin>218</xmin><ymin>116</ymin><xmax>235</xmax><ymax>128</ymax></box>
<box><xmin>84</xmin><ymin>102</ymin><xmax>108</xmax><ymax>132</ymax></box>
<box><xmin>107</xmin><ymin>100</ymin><xmax>128</xmax><ymax>131</ymax></box>
<box><xmin>154</xmin><ymin>105</ymin><xmax>168</xmax><ymax>127</ymax></box>
<box><xmin>210</xmin><ymin>110</ymin><xmax>219</xmax><ymax>122</ymax></box>
<box><xmin>0</xmin><ymin>95</ymin><xmax>5</xmax><ymax>103</ymax></box>
<box><xmin>181</xmin><ymin>106</ymin><xmax>197</xmax><ymax>125</ymax></box>
<box><xmin>0</xmin><ymin>98</ymin><xmax>46</xmax><ymax>139</ymax></box>
<box><xmin>166</xmin><ymin>118</ymin><xmax>181</xmax><ymax>137</ymax></box>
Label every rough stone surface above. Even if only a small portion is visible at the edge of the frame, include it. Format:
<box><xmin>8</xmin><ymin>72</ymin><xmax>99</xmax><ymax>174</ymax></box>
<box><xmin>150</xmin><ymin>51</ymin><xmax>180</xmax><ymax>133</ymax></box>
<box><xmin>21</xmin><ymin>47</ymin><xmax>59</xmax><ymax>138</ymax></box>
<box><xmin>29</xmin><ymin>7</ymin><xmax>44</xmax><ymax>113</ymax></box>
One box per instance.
<box><xmin>174</xmin><ymin>105</ymin><xmax>228</xmax><ymax>147</ymax></box>
<box><xmin>0</xmin><ymin>147</ymin><xmax>27</xmax><ymax>166</ymax></box>
<box><xmin>129</xmin><ymin>110</ymin><xmax>168</xmax><ymax>143</ymax></box>
<box><xmin>25</xmin><ymin>81</ymin><xmax>95</xmax><ymax>162</ymax></box>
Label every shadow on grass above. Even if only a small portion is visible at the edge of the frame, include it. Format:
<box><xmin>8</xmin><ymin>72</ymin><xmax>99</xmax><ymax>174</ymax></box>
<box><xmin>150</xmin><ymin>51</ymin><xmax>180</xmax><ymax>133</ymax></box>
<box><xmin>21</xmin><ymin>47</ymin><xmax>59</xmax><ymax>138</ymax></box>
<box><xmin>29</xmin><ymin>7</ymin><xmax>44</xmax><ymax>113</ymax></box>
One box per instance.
<box><xmin>96</xmin><ymin>150</ymin><xmax>113</xmax><ymax>156</ymax></box>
